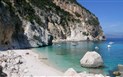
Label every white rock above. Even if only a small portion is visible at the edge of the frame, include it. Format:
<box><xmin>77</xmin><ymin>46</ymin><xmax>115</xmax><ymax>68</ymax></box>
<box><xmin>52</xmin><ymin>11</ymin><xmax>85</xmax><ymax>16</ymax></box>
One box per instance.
<box><xmin>1</xmin><ymin>61</ymin><xmax>6</xmax><ymax>67</ymax></box>
<box><xmin>0</xmin><ymin>53</ymin><xmax>4</xmax><ymax>57</ymax></box>
<box><xmin>80</xmin><ymin>51</ymin><xmax>103</xmax><ymax>68</ymax></box>
<box><xmin>79</xmin><ymin>73</ymin><xmax>89</xmax><ymax>77</ymax></box>
<box><xmin>73</xmin><ymin>73</ymin><xmax>81</xmax><ymax>77</ymax></box>
<box><xmin>95</xmin><ymin>74</ymin><xmax>105</xmax><ymax>77</ymax></box>
<box><xmin>64</xmin><ymin>68</ymin><xmax>77</xmax><ymax>76</ymax></box>
<box><xmin>64</xmin><ymin>69</ymin><xmax>108</xmax><ymax>77</ymax></box>
<box><xmin>79</xmin><ymin>72</ymin><xmax>106</xmax><ymax>77</ymax></box>
<box><xmin>15</xmin><ymin>58</ymin><xmax>20</xmax><ymax>64</ymax></box>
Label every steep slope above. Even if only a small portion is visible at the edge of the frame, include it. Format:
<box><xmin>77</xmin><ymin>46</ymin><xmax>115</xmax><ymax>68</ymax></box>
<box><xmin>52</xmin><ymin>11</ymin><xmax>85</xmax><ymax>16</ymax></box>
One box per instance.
<box><xmin>0</xmin><ymin>0</ymin><xmax>105</xmax><ymax>49</ymax></box>
<box><xmin>52</xmin><ymin>0</ymin><xmax>105</xmax><ymax>41</ymax></box>
<box><xmin>29</xmin><ymin>0</ymin><xmax>105</xmax><ymax>41</ymax></box>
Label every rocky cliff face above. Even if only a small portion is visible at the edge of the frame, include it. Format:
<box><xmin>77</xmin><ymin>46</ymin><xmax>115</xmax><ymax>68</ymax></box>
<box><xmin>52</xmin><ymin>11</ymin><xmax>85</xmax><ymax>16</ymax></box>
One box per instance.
<box><xmin>51</xmin><ymin>0</ymin><xmax>105</xmax><ymax>41</ymax></box>
<box><xmin>0</xmin><ymin>0</ymin><xmax>105</xmax><ymax>49</ymax></box>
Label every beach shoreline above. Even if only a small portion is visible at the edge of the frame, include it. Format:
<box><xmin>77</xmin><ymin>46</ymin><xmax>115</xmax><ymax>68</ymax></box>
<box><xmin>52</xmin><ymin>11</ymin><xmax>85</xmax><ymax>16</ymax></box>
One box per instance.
<box><xmin>1</xmin><ymin>49</ymin><xmax>63</xmax><ymax>76</ymax></box>
<box><xmin>0</xmin><ymin>49</ymin><xmax>110</xmax><ymax>77</ymax></box>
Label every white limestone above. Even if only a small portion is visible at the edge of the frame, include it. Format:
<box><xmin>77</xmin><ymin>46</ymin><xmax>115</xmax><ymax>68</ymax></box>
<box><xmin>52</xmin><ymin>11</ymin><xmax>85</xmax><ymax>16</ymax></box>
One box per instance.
<box><xmin>80</xmin><ymin>51</ymin><xmax>103</xmax><ymax>68</ymax></box>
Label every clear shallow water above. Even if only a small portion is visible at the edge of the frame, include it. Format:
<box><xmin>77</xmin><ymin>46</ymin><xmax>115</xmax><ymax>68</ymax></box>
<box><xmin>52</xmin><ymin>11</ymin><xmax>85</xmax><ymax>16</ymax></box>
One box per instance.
<box><xmin>36</xmin><ymin>38</ymin><xmax>123</xmax><ymax>76</ymax></box>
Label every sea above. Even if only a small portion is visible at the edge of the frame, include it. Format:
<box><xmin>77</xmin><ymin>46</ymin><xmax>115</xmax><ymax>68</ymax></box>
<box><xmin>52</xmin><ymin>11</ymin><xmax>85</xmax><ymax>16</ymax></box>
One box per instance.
<box><xmin>35</xmin><ymin>38</ymin><xmax>123</xmax><ymax>76</ymax></box>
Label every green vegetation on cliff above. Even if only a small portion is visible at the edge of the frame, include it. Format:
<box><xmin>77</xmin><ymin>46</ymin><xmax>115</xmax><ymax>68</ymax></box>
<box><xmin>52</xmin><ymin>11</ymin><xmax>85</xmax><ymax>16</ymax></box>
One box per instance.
<box><xmin>1</xmin><ymin>0</ymin><xmax>100</xmax><ymax>27</ymax></box>
<box><xmin>2</xmin><ymin>0</ymin><xmax>43</xmax><ymax>26</ymax></box>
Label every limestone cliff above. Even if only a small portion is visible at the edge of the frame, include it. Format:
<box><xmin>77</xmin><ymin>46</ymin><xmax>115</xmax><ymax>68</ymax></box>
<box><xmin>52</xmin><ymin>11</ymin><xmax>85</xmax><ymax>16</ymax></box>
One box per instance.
<box><xmin>51</xmin><ymin>0</ymin><xmax>105</xmax><ymax>41</ymax></box>
<box><xmin>0</xmin><ymin>0</ymin><xmax>105</xmax><ymax>49</ymax></box>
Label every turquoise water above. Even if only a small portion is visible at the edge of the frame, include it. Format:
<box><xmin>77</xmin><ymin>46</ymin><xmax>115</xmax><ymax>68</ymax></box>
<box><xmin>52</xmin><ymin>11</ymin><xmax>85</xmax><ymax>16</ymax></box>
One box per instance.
<box><xmin>36</xmin><ymin>38</ymin><xmax>123</xmax><ymax>76</ymax></box>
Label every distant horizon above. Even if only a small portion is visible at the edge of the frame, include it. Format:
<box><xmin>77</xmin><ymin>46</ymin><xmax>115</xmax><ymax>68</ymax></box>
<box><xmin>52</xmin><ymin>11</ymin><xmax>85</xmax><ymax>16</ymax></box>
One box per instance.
<box><xmin>77</xmin><ymin>0</ymin><xmax>123</xmax><ymax>38</ymax></box>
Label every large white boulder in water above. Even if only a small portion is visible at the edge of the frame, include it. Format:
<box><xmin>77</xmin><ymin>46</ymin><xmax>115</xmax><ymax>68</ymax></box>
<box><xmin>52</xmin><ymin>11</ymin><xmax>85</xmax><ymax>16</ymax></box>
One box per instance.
<box><xmin>80</xmin><ymin>51</ymin><xmax>103</xmax><ymax>68</ymax></box>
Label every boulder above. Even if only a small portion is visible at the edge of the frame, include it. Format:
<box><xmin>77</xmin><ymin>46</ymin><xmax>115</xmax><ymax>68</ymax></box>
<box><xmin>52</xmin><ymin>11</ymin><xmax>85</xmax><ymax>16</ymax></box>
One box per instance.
<box><xmin>79</xmin><ymin>72</ymin><xmax>90</xmax><ymax>77</ymax></box>
<box><xmin>0</xmin><ymin>66</ymin><xmax>7</xmax><ymax>77</ymax></box>
<box><xmin>80</xmin><ymin>51</ymin><xmax>103</xmax><ymax>68</ymax></box>
<box><xmin>64</xmin><ymin>68</ymin><xmax>77</xmax><ymax>76</ymax></box>
<box><xmin>1</xmin><ymin>62</ymin><xmax>6</xmax><ymax>68</ymax></box>
<box><xmin>118</xmin><ymin>64</ymin><xmax>123</xmax><ymax>72</ymax></box>
<box><xmin>64</xmin><ymin>68</ymin><xmax>108</xmax><ymax>77</ymax></box>
<box><xmin>113</xmin><ymin>71</ymin><xmax>121</xmax><ymax>76</ymax></box>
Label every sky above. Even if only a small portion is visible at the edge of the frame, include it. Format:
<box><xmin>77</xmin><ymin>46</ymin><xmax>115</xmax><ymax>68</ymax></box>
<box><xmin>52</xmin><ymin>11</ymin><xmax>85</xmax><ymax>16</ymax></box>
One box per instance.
<box><xmin>77</xmin><ymin>0</ymin><xmax>123</xmax><ymax>38</ymax></box>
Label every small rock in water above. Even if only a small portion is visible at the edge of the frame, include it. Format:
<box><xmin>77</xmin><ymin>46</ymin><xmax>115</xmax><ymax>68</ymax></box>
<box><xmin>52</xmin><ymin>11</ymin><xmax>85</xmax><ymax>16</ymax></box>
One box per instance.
<box><xmin>118</xmin><ymin>64</ymin><xmax>123</xmax><ymax>72</ymax></box>
<box><xmin>113</xmin><ymin>71</ymin><xmax>121</xmax><ymax>76</ymax></box>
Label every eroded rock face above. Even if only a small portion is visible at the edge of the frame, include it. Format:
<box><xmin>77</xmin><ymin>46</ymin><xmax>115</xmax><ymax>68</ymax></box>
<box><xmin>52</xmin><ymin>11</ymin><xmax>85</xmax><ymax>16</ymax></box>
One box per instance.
<box><xmin>0</xmin><ymin>1</ymin><xmax>53</xmax><ymax>49</ymax></box>
<box><xmin>0</xmin><ymin>2</ymin><xmax>14</xmax><ymax>48</ymax></box>
<box><xmin>51</xmin><ymin>0</ymin><xmax>106</xmax><ymax>41</ymax></box>
<box><xmin>0</xmin><ymin>0</ymin><xmax>105</xmax><ymax>49</ymax></box>
<box><xmin>12</xmin><ymin>20</ymin><xmax>51</xmax><ymax>48</ymax></box>
<box><xmin>80</xmin><ymin>51</ymin><xmax>103</xmax><ymax>68</ymax></box>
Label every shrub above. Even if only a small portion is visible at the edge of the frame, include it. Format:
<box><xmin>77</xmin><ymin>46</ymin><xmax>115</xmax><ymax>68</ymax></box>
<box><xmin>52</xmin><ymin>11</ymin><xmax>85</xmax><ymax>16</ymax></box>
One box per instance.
<box><xmin>75</xmin><ymin>12</ymin><xmax>81</xmax><ymax>17</ymax></box>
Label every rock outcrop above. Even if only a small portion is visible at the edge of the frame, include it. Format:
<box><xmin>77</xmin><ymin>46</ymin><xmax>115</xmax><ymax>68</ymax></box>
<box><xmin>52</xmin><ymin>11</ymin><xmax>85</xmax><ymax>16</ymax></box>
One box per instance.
<box><xmin>64</xmin><ymin>68</ymin><xmax>77</xmax><ymax>76</ymax></box>
<box><xmin>0</xmin><ymin>66</ymin><xmax>7</xmax><ymax>77</ymax></box>
<box><xmin>0</xmin><ymin>50</ymin><xmax>25</xmax><ymax>76</ymax></box>
<box><xmin>64</xmin><ymin>68</ymin><xmax>109</xmax><ymax>77</ymax></box>
<box><xmin>0</xmin><ymin>0</ymin><xmax>105</xmax><ymax>49</ymax></box>
<box><xmin>0</xmin><ymin>50</ymin><xmax>63</xmax><ymax>76</ymax></box>
<box><xmin>112</xmin><ymin>64</ymin><xmax>123</xmax><ymax>76</ymax></box>
<box><xmin>52</xmin><ymin>0</ymin><xmax>105</xmax><ymax>41</ymax></box>
<box><xmin>80</xmin><ymin>51</ymin><xmax>103</xmax><ymax>68</ymax></box>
